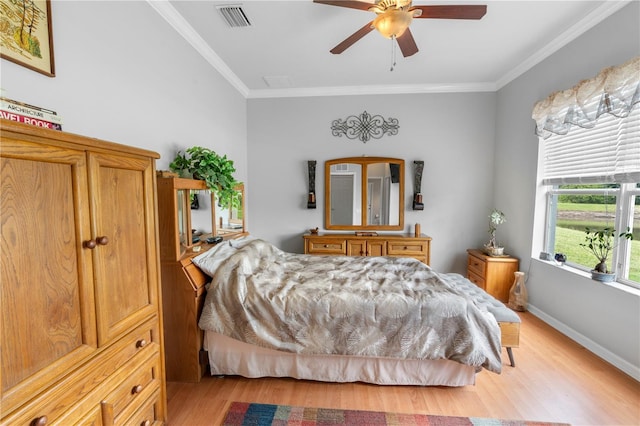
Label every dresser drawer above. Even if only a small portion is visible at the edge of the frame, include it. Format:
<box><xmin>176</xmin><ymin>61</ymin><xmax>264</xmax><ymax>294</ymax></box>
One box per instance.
<box><xmin>467</xmin><ymin>255</ymin><xmax>486</xmax><ymax>277</ymax></box>
<box><xmin>306</xmin><ymin>238</ymin><xmax>347</xmax><ymax>255</ymax></box>
<box><xmin>467</xmin><ymin>270</ymin><xmax>486</xmax><ymax>290</ymax></box>
<box><xmin>387</xmin><ymin>240</ymin><xmax>426</xmax><ymax>256</ymax></box>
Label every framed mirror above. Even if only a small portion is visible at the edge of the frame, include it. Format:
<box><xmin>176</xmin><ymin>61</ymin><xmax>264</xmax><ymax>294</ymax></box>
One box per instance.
<box><xmin>325</xmin><ymin>157</ymin><xmax>404</xmax><ymax>230</ymax></box>
<box><xmin>214</xmin><ymin>183</ymin><xmax>246</xmax><ymax>237</ymax></box>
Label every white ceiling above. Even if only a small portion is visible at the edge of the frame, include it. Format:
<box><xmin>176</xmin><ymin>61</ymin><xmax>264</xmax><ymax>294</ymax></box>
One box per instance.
<box><xmin>150</xmin><ymin>0</ymin><xmax>630</xmax><ymax>98</ymax></box>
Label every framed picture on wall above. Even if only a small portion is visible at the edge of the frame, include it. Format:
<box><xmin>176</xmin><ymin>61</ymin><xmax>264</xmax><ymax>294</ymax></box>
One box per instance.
<box><xmin>0</xmin><ymin>0</ymin><xmax>55</xmax><ymax>77</ymax></box>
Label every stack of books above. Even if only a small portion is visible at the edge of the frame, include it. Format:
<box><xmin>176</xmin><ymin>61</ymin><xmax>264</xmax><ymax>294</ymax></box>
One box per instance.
<box><xmin>0</xmin><ymin>97</ymin><xmax>62</xmax><ymax>130</ymax></box>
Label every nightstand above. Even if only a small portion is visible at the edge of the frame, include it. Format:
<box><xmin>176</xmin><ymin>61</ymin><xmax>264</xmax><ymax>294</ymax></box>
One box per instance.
<box><xmin>467</xmin><ymin>249</ymin><xmax>519</xmax><ymax>303</ymax></box>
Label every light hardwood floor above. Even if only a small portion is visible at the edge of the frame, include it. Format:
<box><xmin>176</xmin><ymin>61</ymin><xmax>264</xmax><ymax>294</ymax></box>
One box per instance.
<box><xmin>166</xmin><ymin>313</ymin><xmax>639</xmax><ymax>425</ymax></box>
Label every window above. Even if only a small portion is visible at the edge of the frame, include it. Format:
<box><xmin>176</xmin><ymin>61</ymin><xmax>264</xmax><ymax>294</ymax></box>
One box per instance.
<box><xmin>545</xmin><ymin>183</ymin><xmax>638</xmax><ymax>284</ymax></box>
<box><xmin>538</xmin><ymin>107</ymin><xmax>640</xmax><ymax>287</ymax></box>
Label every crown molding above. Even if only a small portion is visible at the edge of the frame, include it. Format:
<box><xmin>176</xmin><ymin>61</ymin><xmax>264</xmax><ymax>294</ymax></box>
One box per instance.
<box><xmin>146</xmin><ymin>0</ymin><xmax>250</xmax><ymax>98</ymax></box>
<box><xmin>495</xmin><ymin>0</ymin><xmax>632</xmax><ymax>90</ymax></box>
<box><xmin>149</xmin><ymin>0</ymin><xmax>632</xmax><ymax>99</ymax></box>
<box><xmin>247</xmin><ymin>82</ymin><xmax>497</xmax><ymax>99</ymax></box>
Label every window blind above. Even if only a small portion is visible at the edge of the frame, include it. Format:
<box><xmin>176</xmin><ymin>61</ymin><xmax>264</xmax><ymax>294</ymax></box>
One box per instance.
<box><xmin>542</xmin><ymin>106</ymin><xmax>640</xmax><ymax>185</ymax></box>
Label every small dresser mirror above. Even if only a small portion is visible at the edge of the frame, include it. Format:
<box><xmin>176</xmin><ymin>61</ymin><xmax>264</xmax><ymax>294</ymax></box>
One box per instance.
<box><xmin>214</xmin><ymin>183</ymin><xmax>246</xmax><ymax>237</ymax></box>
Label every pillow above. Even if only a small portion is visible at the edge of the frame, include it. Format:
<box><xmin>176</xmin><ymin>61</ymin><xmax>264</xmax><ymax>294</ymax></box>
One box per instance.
<box><xmin>228</xmin><ymin>234</ymin><xmax>259</xmax><ymax>249</ymax></box>
<box><xmin>192</xmin><ymin>241</ymin><xmax>237</xmax><ymax>277</ymax></box>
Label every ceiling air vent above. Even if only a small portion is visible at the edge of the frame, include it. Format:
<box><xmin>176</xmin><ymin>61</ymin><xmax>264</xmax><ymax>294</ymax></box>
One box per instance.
<box><xmin>217</xmin><ymin>5</ymin><xmax>251</xmax><ymax>28</ymax></box>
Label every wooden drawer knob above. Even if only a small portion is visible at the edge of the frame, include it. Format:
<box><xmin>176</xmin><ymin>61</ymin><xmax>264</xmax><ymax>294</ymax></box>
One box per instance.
<box><xmin>141</xmin><ymin>421</ymin><xmax>152</xmax><ymax>426</ymax></box>
<box><xmin>32</xmin><ymin>416</ymin><xmax>48</xmax><ymax>426</ymax></box>
<box><xmin>324</xmin><ymin>244</ymin><xmax>329</xmax><ymax>248</ymax></box>
<box><xmin>136</xmin><ymin>339</ymin><xmax>147</xmax><ymax>349</ymax></box>
<box><xmin>132</xmin><ymin>384</ymin><xmax>143</xmax><ymax>394</ymax></box>
<box><xmin>84</xmin><ymin>236</ymin><xmax>108</xmax><ymax>248</ymax></box>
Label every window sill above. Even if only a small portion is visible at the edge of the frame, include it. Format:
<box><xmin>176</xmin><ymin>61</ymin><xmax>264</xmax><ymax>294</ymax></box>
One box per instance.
<box><xmin>533</xmin><ymin>258</ymin><xmax>640</xmax><ymax>297</ymax></box>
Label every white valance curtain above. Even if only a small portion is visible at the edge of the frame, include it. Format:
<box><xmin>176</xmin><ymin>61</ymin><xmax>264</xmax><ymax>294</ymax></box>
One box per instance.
<box><xmin>532</xmin><ymin>56</ymin><xmax>639</xmax><ymax>139</ymax></box>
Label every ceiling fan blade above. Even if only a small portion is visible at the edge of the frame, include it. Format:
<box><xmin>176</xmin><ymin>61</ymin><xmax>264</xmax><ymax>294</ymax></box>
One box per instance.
<box><xmin>330</xmin><ymin>21</ymin><xmax>375</xmax><ymax>54</ymax></box>
<box><xmin>396</xmin><ymin>28</ymin><xmax>419</xmax><ymax>57</ymax></box>
<box><xmin>313</xmin><ymin>0</ymin><xmax>373</xmax><ymax>12</ymax></box>
<box><xmin>413</xmin><ymin>5</ymin><xmax>487</xmax><ymax>19</ymax></box>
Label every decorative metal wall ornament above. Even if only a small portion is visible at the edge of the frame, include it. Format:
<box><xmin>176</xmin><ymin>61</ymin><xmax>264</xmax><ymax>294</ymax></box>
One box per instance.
<box><xmin>331</xmin><ymin>111</ymin><xmax>399</xmax><ymax>143</ymax></box>
<box><xmin>307</xmin><ymin>160</ymin><xmax>317</xmax><ymax>209</ymax></box>
<box><xmin>413</xmin><ymin>160</ymin><xmax>424</xmax><ymax>211</ymax></box>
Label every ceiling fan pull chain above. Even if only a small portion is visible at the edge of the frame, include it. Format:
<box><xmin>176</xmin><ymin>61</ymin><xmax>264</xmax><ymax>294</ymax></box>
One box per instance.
<box><xmin>390</xmin><ymin>36</ymin><xmax>397</xmax><ymax>72</ymax></box>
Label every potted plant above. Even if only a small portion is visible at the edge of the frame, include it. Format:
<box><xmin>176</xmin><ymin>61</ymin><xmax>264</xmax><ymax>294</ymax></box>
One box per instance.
<box><xmin>169</xmin><ymin>146</ymin><xmax>239</xmax><ymax>208</ymax></box>
<box><xmin>580</xmin><ymin>226</ymin><xmax>633</xmax><ymax>282</ymax></box>
<box><xmin>484</xmin><ymin>208</ymin><xmax>506</xmax><ymax>256</ymax></box>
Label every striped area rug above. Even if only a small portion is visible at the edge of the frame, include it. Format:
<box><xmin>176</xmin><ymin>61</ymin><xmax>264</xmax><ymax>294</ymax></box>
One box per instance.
<box><xmin>223</xmin><ymin>402</ymin><xmax>570</xmax><ymax>426</ymax></box>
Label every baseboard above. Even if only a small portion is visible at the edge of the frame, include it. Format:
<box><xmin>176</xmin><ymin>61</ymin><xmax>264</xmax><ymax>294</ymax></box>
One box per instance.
<box><xmin>527</xmin><ymin>304</ymin><xmax>640</xmax><ymax>381</ymax></box>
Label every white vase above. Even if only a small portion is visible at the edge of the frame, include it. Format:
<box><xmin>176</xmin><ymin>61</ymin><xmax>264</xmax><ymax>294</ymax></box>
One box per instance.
<box><xmin>483</xmin><ymin>244</ymin><xmax>504</xmax><ymax>256</ymax></box>
<box><xmin>591</xmin><ymin>270</ymin><xmax>615</xmax><ymax>282</ymax></box>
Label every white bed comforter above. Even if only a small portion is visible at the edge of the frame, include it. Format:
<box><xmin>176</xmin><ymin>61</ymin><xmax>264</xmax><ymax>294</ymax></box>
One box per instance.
<box><xmin>197</xmin><ymin>239</ymin><xmax>502</xmax><ymax>373</ymax></box>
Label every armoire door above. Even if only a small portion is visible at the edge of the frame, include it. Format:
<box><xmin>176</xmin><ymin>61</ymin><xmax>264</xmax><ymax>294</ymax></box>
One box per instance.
<box><xmin>88</xmin><ymin>152</ymin><xmax>160</xmax><ymax>346</ymax></box>
<box><xmin>0</xmin><ymin>140</ymin><xmax>98</xmax><ymax>413</ymax></box>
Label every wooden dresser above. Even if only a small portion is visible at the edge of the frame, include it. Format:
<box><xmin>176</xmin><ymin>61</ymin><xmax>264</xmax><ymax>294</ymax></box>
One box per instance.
<box><xmin>304</xmin><ymin>233</ymin><xmax>431</xmax><ymax>265</ymax></box>
<box><xmin>1</xmin><ymin>120</ymin><xmax>166</xmax><ymax>425</ymax></box>
<box><xmin>467</xmin><ymin>249</ymin><xmax>519</xmax><ymax>302</ymax></box>
<box><xmin>156</xmin><ymin>178</ymin><xmax>248</xmax><ymax>382</ymax></box>
<box><xmin>156</xmin><ymin>177</ymin><xmax>213</xmax><ymax>383</ymax></box>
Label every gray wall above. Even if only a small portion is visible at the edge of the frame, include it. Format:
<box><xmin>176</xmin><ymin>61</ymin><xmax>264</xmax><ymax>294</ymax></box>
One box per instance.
<box><xmin>247</xmin><ymin>93</ymin><xmax>497</xmax><ymax>273</ymax></box>
<box><xmin>493</xmin><ymin>2</ymin><xmax>640</xmax><ymax>379</ymax></box>
<box><xmin>0</xmin><ymin>0</ymin><xmax>248</xmax><ymax>183</ymax></box>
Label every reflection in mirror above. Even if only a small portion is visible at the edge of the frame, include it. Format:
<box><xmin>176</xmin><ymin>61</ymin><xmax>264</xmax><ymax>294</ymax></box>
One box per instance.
<box><xmin>214</xmin><ymin>183</ymin><xmax>245</xmax><ymax>237</ymax></box>
<box><xmin>190</xmin><ymin>190</ymin><xmax>214</xmax><ymax>235</ymax></box>
<box><xmin>177</xmin><ymin>189</ymin><xmax>188</xmax><ymax>247</ymax></box>
<box><xmin>325</xmin><ymin>157</ymin><xmax>404</xmax><ymax>231</ymax></box>
<box><xmin>366</xmin><ymin>163</ymin><xmax>400</xmax><ymax>226</ymax></box>
<box><xmin>329</xmin><ymin>163</ymin><xmax>362</xmax><ymax>226</ymax></box>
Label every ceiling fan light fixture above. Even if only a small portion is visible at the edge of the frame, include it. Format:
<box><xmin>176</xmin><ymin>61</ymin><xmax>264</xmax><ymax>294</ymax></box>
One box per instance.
<box><xmin>372</xmin><ymin>9</ymin><xmax>414</xmax><ymax>39</ymax></box>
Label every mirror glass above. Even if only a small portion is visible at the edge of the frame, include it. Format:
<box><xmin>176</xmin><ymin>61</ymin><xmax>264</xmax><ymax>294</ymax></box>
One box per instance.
<box><xmin>325</xmin><ymin>157</ymin><xmax>404</xmax><ymax>230</ymax></box>
<box><xmin>214</xmin><ymin>183</ymin><xmax>246</xmax><ymax>237</ymax></box>
<box><xmin>329</xmin><ymin>163</ymin><xmax>362</xmax><ymax>226</ymax></box>
<box><xmin>177</xmin><ymin>189</ymin><xmax>189</xmax><ymax>248</ymax></box>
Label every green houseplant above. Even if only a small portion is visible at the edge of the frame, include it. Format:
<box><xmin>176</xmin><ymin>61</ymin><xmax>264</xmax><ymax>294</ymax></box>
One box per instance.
<box><xmin>484</xmin><ymin>208</ymin><xmax>506</xmax><ymax>256</ymax></box>
<box><xmin>169</xmin><ymin>146</ymin><xmax>239</xmax><ymax>208</ymax></box>
<box><xmin>580</xmin><ymin>226</ymin><xmax>633</xmax><ymax>281</ymax></box>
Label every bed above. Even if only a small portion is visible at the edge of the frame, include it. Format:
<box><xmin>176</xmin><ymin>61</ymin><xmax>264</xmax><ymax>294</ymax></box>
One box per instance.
<box><xmin>190</xmin><ymin>237</ymin><xmax>521</xmax><ymax>387</ymax></box>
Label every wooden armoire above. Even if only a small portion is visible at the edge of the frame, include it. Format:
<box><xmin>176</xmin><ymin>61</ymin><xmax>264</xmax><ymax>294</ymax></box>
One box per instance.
<box><xmin>0</xmin><ymin>120</ymin><xmax>167</xmax><ymax>425</ymax></box>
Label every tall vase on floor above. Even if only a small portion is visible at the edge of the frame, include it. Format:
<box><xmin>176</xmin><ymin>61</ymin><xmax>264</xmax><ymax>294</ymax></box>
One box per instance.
<box><xmin>508</xmin><ymin>271</ymin><xmax>528</xmax><ymax>312</ymax></box>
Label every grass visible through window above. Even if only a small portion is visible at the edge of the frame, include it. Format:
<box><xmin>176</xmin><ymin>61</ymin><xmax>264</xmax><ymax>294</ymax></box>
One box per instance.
<box><xmin>554</xmin><ymin>203</ymin><xmax>640</xmax><ymax>282</ymax></box>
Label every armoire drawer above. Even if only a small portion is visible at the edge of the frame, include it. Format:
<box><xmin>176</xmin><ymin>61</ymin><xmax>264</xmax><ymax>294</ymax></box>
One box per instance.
<box><xmin>118</xmin><ymin>388</ymin><xmax>163</xmax><ymax>426</ymax></box>
<box><xmin>103</xmin><ymin>355</ymin><xmax>161</xmax><ymax>421</ymax></box>
<box><xmin>1</xmin><ymin>325</ymin><xmax>158</xmax><ymax>425</ymax></box>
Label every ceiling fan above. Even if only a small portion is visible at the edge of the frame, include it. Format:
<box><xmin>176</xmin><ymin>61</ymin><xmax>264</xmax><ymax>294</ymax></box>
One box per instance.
<box><xmin>314</xmin><ymin>0</ymin><xmax>487</xmax><ymax>57</ymax></box>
